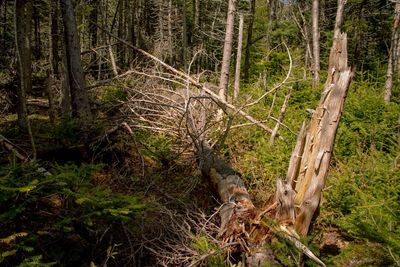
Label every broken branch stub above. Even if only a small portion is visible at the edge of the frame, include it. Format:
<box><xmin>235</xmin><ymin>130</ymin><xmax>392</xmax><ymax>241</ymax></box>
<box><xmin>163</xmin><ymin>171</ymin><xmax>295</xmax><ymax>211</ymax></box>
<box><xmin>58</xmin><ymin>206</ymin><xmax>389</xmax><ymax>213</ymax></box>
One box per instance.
<box><xmin>281</xmin><ymin>33</ymin><xmax>353</xmax><ymax>236</ymax></box>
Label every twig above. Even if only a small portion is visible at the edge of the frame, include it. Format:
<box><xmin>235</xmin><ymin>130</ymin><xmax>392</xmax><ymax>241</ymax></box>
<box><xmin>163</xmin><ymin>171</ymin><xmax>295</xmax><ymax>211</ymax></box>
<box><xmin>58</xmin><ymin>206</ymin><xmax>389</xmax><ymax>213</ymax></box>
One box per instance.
<box><xmin>244</xmin><ymin>42</ymin><xmax>293</xmax><ymax>109</ymax></box>
<box><xmin>95</xmin><ymin>24</ymin><xmax>275</xmax><ymax>135</ymax></box>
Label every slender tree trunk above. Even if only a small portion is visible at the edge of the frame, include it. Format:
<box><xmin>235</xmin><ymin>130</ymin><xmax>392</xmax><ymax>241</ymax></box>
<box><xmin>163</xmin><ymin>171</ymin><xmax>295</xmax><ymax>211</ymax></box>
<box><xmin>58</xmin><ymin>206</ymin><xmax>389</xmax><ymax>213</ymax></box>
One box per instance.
<box><xmin>33</xmin><ymin>2</ymin><xmax>40</xmax><ymax>60</ymax></box>
<box><xmin>194</xmin><ymin>0</ymin><xmax>200</xmax><ymax>29</ymax></box>
<box><xmin>167</xmin><ymin>0</ymin><xmax>173</xmax><ymax>64</ymax></box>
<box><xmin>266</xmin><ymin>0</ymin><xmax>276</xmax><ymax>51</ymax></box>
<box><xmin>312</xmin><ymin>0</ymin><xmax>320</xmax><ymax>86</ymax></box>
<box><xmin>15</xmin><ymin>0</ymin><xmax>32</xmax><ymax>128</ymax></box>
<box><xmin>48</xmin><ymin>0</ymin><xmax>59</xmax><ymax>124</ymax></box>
<box><xmin>270</xmin><ymin>87</ymin><xmax>292</xmax><ymax>144</ymax></box>
<box><xmin>15</xmin><ymin>0</ymin><xmax>36</xmax><ymax>159</ymax></box>
<box><xmin>182</xmin><ymin>0</ymin><xmax>188</xmax><ymax>69</ymax></box>
<box><xmin>2</xmin><ymin>1</ymin><xmax>6</xmax><ymax>53</ymax></box>
<box><xmin>233</xmin><ymin>13</ymin><xmax>244</xmax><ymax>100</ymax></box>
<box><xmin>60</xmin><ymin>42</ymin><xmax>71</xmax><ymax>118</ymax></box>
<box><xmin>60</xmin><ymin>0</ymin><xmax>92</xmax><ymax>124</ymax></box>
<box><xmin>89</xmin><ymin>0</ymin><xmax>98</xmax><ymax>76</ymax></box>
<box><xmin>117</xmin><ymin>0</ymin><xmax>124</xmax><ymax>66</ymax></box>
<box><xmin>219</xmin><ymin>0</ymin><xmax>236</xmax><ymax>102</ymax></box>
<box><xmin>50</xmin><ymin>0</ymin><xmax>60</xmax><ymax>77</ymax></box>
<box><xmin>244</xmin><ymin>0</ymin><xmax>255</xmax><ymax>83</ymax></box>
<box><xmin>384</xmin><ymin>1</ymin><xmax>400</xmax><ymax>102</ymax></box>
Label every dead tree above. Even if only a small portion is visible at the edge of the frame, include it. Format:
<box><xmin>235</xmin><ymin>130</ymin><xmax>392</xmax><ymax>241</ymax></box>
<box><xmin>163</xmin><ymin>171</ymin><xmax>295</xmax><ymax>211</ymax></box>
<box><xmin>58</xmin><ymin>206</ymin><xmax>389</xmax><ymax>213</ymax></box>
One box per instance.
<box><xmin>312</xmin><ymin>0</ymin><xmax>320</xmax><ymax>86</ymax></box>
<box><xmin>219</xmin><ymin>0</ymin><xmax>236</xmax><ymax>102</ymax></box>
<box><xmin>97</xmin><ymin>5</ymin><xmax>352</xmax><ymax>262</ymax></box>
<box><xmin>233</xmin><ymin>13</ymin><xmax>244</xmax><ymax>100</ymax></box>
<box><xmin>277</xmin><ymin>32</ymin><xmax>353</xmax><ymax>236</ymax></box>
<box><xmin>384</xmin><ymin>0</ymin><xmax>400</xmax><ymax>102</ymax></box>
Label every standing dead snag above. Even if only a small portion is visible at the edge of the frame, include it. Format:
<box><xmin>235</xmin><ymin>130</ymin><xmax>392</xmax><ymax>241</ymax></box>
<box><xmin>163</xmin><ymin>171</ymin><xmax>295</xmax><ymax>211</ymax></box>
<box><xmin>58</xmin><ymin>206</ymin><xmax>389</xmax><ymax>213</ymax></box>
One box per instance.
<box><xmin>277</xmin><ymin>33</ymin><xmax>353</xmax><ymax>236</ymax></box>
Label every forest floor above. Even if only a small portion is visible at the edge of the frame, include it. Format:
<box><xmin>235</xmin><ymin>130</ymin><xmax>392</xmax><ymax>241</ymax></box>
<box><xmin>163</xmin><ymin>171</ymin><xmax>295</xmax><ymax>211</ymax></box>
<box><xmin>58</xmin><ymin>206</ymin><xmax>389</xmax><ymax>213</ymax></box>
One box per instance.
<box><xmin>0</xmin><ymin>75</ymin><xmax>399</xmax><ymax>266</ymax></box>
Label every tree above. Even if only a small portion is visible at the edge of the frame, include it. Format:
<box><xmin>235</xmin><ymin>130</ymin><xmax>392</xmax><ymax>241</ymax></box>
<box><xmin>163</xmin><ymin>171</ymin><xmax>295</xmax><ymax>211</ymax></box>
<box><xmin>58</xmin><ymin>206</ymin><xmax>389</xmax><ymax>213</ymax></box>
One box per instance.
<box><xmin>244</xmin><ymin>0</ymin><xmax>255</xmax><ymax>83</ymax></box>
<box><xmin>60</xmin><ymin>0</ymin><xmax>92</xmax><ymax>124</ymax></box>
<box><xmin>384</xmin><ymin>0</ymin><xmax>400</xmax><ymax>102</ymax></box>
<box><xmin>218</xmin><ymin>0</ymin><xmax>236</xmax><ymax>102</ymax></box>
<box><xmin>312</xmin><ymin>0</ymin><xmax>320</xmax><ymax>86</ymax></box>
<box><xmin>279</xmin><ymin>0</ymin><xmax>352</xmax><ymax>236</ymax></box>
<box><xmin>14</xmin><ymin>0</ymin><xmax>36</xmax><ymax>159</ymax></box>
<box><xmin>14</xmin><ymin>0</ymin><xmax>32</xmax><ymax>129</ymax></box>
<box><xmin>233</xmin><ymin>13</ymin><xmax>244</xmax><ymax>100</ymax></box>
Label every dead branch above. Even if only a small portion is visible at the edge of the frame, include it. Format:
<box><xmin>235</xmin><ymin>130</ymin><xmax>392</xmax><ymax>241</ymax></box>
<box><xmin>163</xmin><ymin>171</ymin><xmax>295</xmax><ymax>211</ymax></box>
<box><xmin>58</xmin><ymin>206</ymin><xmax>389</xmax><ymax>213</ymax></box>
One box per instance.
<box><xmin>243</xmin><ymin>42</ymin><xmax>293</xmax><ymax>109</ymax></box>
<box><xmin>96</xmin><ymin>24</ymin><xmax>275</xmax><ymax>135</ymax></box>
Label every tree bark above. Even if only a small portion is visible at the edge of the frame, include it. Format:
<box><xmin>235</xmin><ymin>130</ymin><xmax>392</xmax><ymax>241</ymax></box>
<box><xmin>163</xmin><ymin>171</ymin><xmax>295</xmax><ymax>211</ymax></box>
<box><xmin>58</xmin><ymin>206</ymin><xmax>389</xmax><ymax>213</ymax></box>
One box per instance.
<box><xmin>182</xmin><ymin>0</ymin><xmax>188</xmax><ymax>69</ymax></box>
<box><xmin>218</xmin><ymin>0</ymin><xmax>236</xmax><ymax>102</ymax></box>
<box><xmin>244</xmin><ymin>0</ymin><xmax>255</xmax><ymax>83</ymax></box>
<box><xmin>384</xmin><ymin>1</ymin><xmax>400</xmax><ymax>102</ymax></box>
<box><xmin>48</xmin><ymin>0</ymin><xmax>59</xmax><ymax>124</ymax></box>
<box><xmin>194</xmin><ymin>0</ymin><xmax>200</xmax><ymax>29</ymax></box>
<box><xmin>14</xmin><ymin>0</ymin><xmax>32</xmax><ymax>128</ymax></box>
<box><xmin>89</xmin><ymin>0</ymin><xmax>98</xmax><ymax>76</ymax></box>
<box><xmin>33</xmin><ymin>2</ymin><xmax>41</xmax><ymax>60</ymax></box>
<box><xmin>14</xmin><ymin>0</ymin><xmax>36</xmax><ymax>159</ymax></box>
<box><xmin>60</xmin><ymin>0</ymin><xmax>92</xmax><ymax>124</ymax></box>
<box><xmin>312</xmin><ymin>0</ymin><xmax>320</xmax><ymax>86</ymax></box>
<box><xmin>233</xmin><ymin>13</ymin><xmax>244</xmax><ymax>100</ymax></box>
<box><xmin>50</xmin><ymin>0</ymin><xmax>60</xmax><ymax>77</ymax></box>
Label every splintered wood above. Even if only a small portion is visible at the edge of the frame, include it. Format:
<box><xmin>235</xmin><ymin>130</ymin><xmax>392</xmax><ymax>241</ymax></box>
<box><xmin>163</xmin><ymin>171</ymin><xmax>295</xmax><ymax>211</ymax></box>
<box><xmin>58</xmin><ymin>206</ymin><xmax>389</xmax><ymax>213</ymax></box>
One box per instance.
<box><xmin>277</xmin><ymin>33</ymin><xmax>353</xmax><ymax>236</ymax></box>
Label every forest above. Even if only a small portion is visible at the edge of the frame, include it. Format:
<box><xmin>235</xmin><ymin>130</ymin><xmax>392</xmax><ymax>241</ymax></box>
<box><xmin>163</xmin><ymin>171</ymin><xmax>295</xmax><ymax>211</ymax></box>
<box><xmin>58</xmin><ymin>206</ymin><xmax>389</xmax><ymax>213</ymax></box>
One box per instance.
<box><xmin>0</xmin><ymin>0</ymin><xmax>399</xmax><ymax>266</ymax></box>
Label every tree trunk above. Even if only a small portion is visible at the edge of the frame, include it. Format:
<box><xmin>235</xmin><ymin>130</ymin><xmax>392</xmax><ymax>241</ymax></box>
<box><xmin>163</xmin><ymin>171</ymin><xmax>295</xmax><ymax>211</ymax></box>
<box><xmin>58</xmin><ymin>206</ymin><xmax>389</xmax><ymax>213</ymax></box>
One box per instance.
<box><xmin>89</xmin><ymin>0</ymin><xmax>98</xmax><ymax>76</ymax></box>
<box><xmin>233</xmin><ymin>13</ymin><xmax>244</xmax><ymax>100</ymax></box>
<box><xmin>14</xmin><ymin>0</ymin><xmax>32</xmax><ymax>128</ymax></box>
<box><xmin>14</xmin><ymin>0</ymin><xmax>36</xmax><ymax>159</ymax></box>
<box><xmin>60</xmin><ymin>42</ymin><xmax>71</xmax><ymax>118</ymax></box>
<box><xmin>117</xmin><ymin>0</ymin><xmax>125</xmax><ymax>66</ymax></box>
<box><xmin>384</xmin><ymin>1</ymin><xmax>400</xmax><ymax>102</ymax></box>
<box><xmin>60</xmin><ymin>0</ymin><xmax>92</xmax><ymax>124</ymax></box>
<box><xmin>194</xmin><ymin>0</ymin><xmax>200</xmax><ymax>29</ymax></box>
<box><xmin>50</xmin><ymin>0</ymin><xmax>60</xmax><ymax>77</ymax></box>
<box><xmin>270</xmin><ymin>87</ymin><xmax>292</xmax><ymax>144</ymax></box>
<box><xmin>333</xmin><ymin>0</ymin><xmax>345</xmax><ymax>40</ymax></box>
<box><xmin>312</xmin><ymin>0</ymin><xmax>320</xmax><ymax>86</ymax></box>
<box><xmin>33</xmin><ymin>2</ymin><xmax>41</xmax><ymax>60</ymax></box>
<box><xmin>48</xmin><ymin>0</ymin><xmax>59</xmax><ymax>124</ymax></box>
<box><xmin>244</xmin><ymin>0</ymin><xmax>255</xmax><ymax>83</ymax></box>
<box><xmin>218</xmin><ymin>0</ymin><xmax>236</xmax><ymax>102</ymax></box>
<box><xmin>182</xmin><ymin>0</ymin><xmax>188</xmax><ymax>69</ymax></box>
<box><xmin>287</xmin><ymin>33</ymin><xmax>353</xmax><ymax>236</ymax></box>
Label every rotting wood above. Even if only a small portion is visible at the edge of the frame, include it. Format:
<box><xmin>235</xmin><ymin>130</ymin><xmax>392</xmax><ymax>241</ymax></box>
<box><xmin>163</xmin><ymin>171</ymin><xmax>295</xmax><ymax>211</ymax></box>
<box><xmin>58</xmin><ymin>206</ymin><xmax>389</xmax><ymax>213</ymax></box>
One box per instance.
<box><xmin>197</xmin><ymin>140</ymin><xmax>256</xmax><ymax>238</ymax></box>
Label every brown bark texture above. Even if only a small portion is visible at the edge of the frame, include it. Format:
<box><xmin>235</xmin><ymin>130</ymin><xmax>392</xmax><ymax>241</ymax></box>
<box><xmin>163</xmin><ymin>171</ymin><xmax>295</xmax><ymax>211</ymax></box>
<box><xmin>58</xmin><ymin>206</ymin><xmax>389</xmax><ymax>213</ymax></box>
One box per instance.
<box><xmin>218</xmin><ymin>0</ymin><xmax>236</xmax><ymax>102</ymax></box>
<box><xmin>60</xmin><ymin>0</ymin><xmax>92</xmax><ymax>124</ymax></box>
<box><xmin>14</xmin><ymin>0</ymin><xmax>32</xmax><ymax>129</ymax></box>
